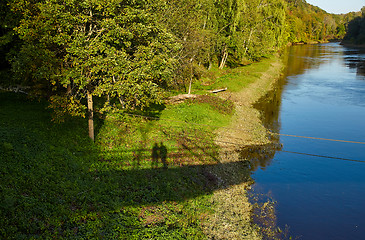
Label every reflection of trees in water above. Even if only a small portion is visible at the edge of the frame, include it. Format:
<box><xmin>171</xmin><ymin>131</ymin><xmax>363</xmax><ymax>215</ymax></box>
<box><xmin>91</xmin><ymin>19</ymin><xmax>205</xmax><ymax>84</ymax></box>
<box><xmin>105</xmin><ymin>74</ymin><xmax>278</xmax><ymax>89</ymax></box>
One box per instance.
<box><xmin>283</xmin><ymin>44</ymin><xmax>332</xmax><ymax>77</ymax></box>
<box><xmin>248</xmin><ymin>72</ymin><xmax>285</xmax><ymax>171</ymax></box>
<box><xmin>239</xmin><ymin>143</ymin><xmax>282</xmax><ymax>171</ymax></box>
<box><xmin>247</xmin><ymin>44</ymin><xmax>322</xmax><ymax>170</ymax></box>
<box><xmin>254</xmin><ymin>77</ymin><xmax>284</xmax><ymax>132</ymax></box>
<box><xmin>283</xmin><ymin>44</ymin><xmax>365</xmax><ymax>79</ymax></box>
<box><xmin>343</xmin><ymin>48</ymin><xmax>365</xmax><ymax>77</ymax></box>
<box><xmin>247</xmin><ymin>43</ymin><xmax>365</xmax><ymax>171</ymax></box>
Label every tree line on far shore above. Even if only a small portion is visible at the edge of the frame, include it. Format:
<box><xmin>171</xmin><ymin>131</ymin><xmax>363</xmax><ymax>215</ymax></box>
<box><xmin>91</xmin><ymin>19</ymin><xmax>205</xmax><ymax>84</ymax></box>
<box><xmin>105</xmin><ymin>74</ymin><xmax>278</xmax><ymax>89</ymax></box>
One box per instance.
<box><xmin>0</xmin><ymin>0</ymin><xmax>363</xmax><ymax>140</ymax></box>
<box><xmin>342</xmin><ymin>7</ymin><xmax>365</xmax><ymax>45</ymax></box>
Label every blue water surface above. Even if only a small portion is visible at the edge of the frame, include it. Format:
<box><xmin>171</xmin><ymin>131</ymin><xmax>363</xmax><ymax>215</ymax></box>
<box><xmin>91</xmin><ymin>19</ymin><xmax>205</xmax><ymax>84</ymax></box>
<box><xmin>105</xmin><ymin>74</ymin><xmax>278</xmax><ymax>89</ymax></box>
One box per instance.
<box><xmin>251</xmin><ymin>43</ymin><xmax>365</xmax><ymax>240</ymax></box>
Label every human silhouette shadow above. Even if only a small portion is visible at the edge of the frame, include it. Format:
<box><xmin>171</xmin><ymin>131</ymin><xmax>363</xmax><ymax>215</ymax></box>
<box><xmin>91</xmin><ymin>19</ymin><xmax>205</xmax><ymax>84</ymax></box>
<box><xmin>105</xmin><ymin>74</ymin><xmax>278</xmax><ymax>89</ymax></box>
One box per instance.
<box><xmin>151</xmin><ymin>143</ymin><xmax>159</xmax><ymax>168</ymax></box>
<box><xmin>150</xmin><ymin>142</ymin><xmax>168</xmax><ymax>169</ymax></box>
<box><xmin>160</xmin><ymin>142</ymin><xmax>168</xmax><ymax>169</ymax></box>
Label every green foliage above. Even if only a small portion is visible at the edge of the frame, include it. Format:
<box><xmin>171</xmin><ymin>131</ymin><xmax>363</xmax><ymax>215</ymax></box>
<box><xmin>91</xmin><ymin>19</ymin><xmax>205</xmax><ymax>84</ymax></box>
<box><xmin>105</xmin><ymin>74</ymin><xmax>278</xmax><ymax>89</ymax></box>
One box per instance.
<box><xmin>285</xmin><ymin>0</ymin><xmax>358</xmax><ymax>43</ymax></box>
<box><xmin>194</xmin><ymin>56</ymin><xmax>274</xmax><ymax>93</ymax></box>
<box><xmin>0</xmin><ymin>0</ymin><xmax>21</xmax><ymax>86</ymax></box>
<box><xmin>10</xmin><ymin>0</ymin><xmax>180</xmax><ymax>116</ymax></box>
<box><xmin>342</xmin><ymin>8</ymin><xmax>365</xmax><ymax>45</ymax></box>
<box><xmin>240</xmin><ymin>0</ymin><xmax>287</xmax><ymax>60</ymax></box>
<box><xmin>2</xmin><ymin>0</ymin><xmax>362</xmax><ymax>139</ymax></box>
<box><xmin>0</xmin><ymin>45</ymin><xmax>281</xmax><ymax>239</ymax></box>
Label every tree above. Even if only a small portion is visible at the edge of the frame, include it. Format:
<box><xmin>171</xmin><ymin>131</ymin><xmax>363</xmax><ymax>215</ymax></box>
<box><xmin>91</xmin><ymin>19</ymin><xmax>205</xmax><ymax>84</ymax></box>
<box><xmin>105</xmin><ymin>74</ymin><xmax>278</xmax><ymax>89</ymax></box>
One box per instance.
<box><xmin>212</xmin><ymin>0</ymin><xmax>246</xmax><ymax>68</ymax></box>
<box><xmin>241</xmin><ymin>0</ymin><xmax>287</xmax><ymax>60</ymax></box>
<box><xmin>0</xmin><ymin>0</ymin><xmax>21</xmax><ymax>86</ymax></box>
<box><xmin>11</xmin><ymin>0</ymin><xmax>179</xmax><ymax>140</ymax></box>
<box><xmin>156</xmin><ymin>0</ymin><xmax>214</xmax><ymax>93</ymax></box>
<box><xmin>343</xmin><ymin>13</ymin><xmax>365</xmax><ymax>45</ymax></box>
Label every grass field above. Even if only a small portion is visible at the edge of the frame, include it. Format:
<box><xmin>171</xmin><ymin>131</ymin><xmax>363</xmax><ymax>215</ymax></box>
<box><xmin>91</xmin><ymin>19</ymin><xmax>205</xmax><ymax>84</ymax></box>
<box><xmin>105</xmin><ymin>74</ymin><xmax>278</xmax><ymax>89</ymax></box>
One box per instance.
<box><xmin>0</xmin><ymin>91</ymin><xmax>236</xmax><ymax>239</ymax></box>
<box><xmin>192</xmin><ymin>57</ymin><xmax>274</xmax><ymax>94</ymax></box>
<box><xmin>0</xmin><ymin>56</ymin><xmax>280</xmax><ymax>239</ymax></box>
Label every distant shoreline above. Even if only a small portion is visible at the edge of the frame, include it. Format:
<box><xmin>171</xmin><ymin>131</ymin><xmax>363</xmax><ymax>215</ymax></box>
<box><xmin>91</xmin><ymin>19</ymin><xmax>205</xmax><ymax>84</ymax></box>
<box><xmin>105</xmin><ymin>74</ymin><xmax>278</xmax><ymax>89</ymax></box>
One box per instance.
<box><xmin>340</xmin><ymin>41</ymin><xmax>365</xmax><ymax>48</ymax></box>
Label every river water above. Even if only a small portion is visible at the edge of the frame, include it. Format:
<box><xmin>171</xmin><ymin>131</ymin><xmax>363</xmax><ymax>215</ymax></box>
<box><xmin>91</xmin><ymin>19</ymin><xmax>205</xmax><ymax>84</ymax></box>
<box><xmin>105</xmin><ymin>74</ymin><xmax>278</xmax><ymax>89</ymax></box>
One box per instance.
<box><xmin>251</xmin><ymin>42</ymin><xmax>365</xmax><ymax>240</ymax></box>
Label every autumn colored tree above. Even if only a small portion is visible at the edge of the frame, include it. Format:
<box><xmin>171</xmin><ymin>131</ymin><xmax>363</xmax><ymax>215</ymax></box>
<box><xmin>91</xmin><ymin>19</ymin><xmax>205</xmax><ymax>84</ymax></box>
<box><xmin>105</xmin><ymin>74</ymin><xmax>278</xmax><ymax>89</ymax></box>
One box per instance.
<box><xmin>285</xmin><ymin>0</ymin><xmax>346</xmax><ymax>43</ymax></box>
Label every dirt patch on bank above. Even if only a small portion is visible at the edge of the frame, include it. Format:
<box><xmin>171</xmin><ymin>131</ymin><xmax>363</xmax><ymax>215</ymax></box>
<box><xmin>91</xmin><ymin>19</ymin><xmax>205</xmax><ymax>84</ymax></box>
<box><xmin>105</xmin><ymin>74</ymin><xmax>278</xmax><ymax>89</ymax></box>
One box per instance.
<box><xmin>217</xmin><ymin>59</ymin><xmax>284</xmax><ymax>148</ymax></box>
<box><xmin>202</xmin><ymin>58</ymin><xmax>284</xmax><ymax>239</ymax></box>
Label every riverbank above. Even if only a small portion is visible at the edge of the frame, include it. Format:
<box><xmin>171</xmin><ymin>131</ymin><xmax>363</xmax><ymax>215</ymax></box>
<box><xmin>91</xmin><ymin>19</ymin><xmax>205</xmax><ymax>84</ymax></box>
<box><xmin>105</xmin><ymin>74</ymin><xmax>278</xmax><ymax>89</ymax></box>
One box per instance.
<box><xmin>0</xmin><ymin>56</ymin><xmax>284</xmax><ymax>239</ymax></box>
<box><xmin>340</xmin><ymin>41</ymin><xmax>365</xmax><ymax>48</ymax></box>
<box><xmin>199</xmin><ymin>56</ymin><xmax>284</xmax><ymax>239</ymax></box>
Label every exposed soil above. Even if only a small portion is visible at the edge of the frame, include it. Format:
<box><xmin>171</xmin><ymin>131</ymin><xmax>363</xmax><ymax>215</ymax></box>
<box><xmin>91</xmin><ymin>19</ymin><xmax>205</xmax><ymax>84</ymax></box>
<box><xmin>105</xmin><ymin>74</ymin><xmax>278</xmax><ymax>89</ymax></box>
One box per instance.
<box><xmin>217</xmin><ymin>59</ymin><xmax>284</xmax><ymax>148</ymax></box>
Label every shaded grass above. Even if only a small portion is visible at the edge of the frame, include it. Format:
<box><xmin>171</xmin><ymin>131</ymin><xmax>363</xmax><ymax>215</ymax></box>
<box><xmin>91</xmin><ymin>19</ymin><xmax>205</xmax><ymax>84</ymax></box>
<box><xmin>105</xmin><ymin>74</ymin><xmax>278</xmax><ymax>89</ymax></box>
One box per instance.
<box><xmin>0</xmin><ymin>92</ymin><xmax>235</xmax><ymax>239</ymax></box>
<box><xmin>0</xmin><ymin>56</ymin><xmax>279</xmax><ymax>239</ymax></box>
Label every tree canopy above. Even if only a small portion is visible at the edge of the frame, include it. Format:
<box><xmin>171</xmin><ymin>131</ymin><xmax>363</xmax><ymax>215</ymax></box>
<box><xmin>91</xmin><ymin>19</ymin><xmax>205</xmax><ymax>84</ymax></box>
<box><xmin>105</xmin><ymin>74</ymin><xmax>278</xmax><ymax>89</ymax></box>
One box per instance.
<box><xmin>9</xmin><ymin>0</ymin><xmax>182</xmax><ymax>139</ymax></box>
<box><xmin>342</xmin><ymin>7</ymin><xmax>365</xmax><ymax>45</ymax></box>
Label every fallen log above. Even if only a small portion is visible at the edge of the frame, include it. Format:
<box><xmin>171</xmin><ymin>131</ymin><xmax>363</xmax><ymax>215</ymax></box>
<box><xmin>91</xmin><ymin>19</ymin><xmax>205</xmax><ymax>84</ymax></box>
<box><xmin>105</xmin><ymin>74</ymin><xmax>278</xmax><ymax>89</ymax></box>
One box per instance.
<box><xmin>210</xmin><ymin>87</ymin><xmax>227</xmax><ymax>93</ymax></box>
<box><xmin>167</xmin><ymin>94</ymin><xmax>197</xmax><ymax>104</ymax></box>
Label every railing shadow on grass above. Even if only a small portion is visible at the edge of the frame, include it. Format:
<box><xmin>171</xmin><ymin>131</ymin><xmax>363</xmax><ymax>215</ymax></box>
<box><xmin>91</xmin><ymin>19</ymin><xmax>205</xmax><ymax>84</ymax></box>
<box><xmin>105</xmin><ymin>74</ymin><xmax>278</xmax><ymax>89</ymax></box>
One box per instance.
<box><xmin>90</xmin><ymin>144</ymin><xmax>250</xmax><ymax>201</ymax></box>
<box><xmin>88</xmin><ymin>159</ymin><xmax>251</xmax><ymax>206</ymax></box>
<box><xmin>1</xmin><ymin>133</ymin><xmax>279</xmax><ymax>239</ymax></box>
<box><xmin>84</xmin><ymin>140</ymin><xmax>280</xmax><ymax>207</ymax></box>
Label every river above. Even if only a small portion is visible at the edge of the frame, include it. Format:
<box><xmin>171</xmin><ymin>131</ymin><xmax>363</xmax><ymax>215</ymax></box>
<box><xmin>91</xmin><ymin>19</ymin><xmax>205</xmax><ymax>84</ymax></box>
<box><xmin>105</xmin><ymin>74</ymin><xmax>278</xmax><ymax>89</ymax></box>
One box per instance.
<box><xmin>250</xmin><ymin>42</ymin><xmax>365</xmax><ymax>240</ymax></box>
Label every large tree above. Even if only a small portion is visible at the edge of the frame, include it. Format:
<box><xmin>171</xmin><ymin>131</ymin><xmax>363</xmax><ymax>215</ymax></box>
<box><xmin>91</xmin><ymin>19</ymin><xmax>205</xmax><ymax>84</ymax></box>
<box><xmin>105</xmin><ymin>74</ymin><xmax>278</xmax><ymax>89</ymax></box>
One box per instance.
<box><xmin>11</xmin><ymin>0</ymin><xmax>179</xmax><ymax>140</ymax></box>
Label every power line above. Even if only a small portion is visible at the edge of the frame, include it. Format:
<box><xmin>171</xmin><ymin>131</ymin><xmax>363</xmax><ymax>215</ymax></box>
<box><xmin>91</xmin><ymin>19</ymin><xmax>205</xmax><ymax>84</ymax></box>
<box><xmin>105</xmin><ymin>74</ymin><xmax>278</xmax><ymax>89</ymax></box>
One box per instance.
<box><xmin>271</xmin><ymin>132</ymin><xmax>365</xmax><ymax>145</ymax></box>
<box><xmin>161</xmin><ymin>127</ymin><xmax>365</xmax><ymax>163</ymax></box>
<box><xmin>122</xmin><ymin>112</ymin><xmax>365</xmax><ymax>146</ymax></box>
<box><xmin>115</xmin><ymin>112</ymin><xmax>365</xmax><ymax>162</ymax></box>
<box><xmin>279</xmin><ymin>150</ymin><xmax>365</xmax><ymax>163</ymax></box>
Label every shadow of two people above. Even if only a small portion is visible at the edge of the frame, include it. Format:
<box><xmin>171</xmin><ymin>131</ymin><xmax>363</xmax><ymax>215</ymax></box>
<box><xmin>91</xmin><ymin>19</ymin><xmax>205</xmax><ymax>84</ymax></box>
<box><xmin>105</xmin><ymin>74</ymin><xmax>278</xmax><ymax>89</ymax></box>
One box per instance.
<box><xmin>151</xmin><ymin>142</ymin><xmax>168</xmax><ymax>169</ymax></box>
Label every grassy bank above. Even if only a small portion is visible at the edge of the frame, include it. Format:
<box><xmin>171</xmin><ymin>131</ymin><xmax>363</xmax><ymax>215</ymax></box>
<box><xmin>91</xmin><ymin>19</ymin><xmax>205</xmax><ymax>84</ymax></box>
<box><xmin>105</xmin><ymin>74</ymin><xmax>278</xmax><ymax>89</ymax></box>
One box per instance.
<box><xmin>198</xmin><ymin>56</ymin><xmax>285</xmax><ymax>240</ymax></box>
<box><xmin>0</xmin><ymin>56</ymin><xmax>283</xmax><ymax>239</ymax></box>
<box><xmin>0</xmin><ymin>93</ymin><xmax>224</xmax><ymax>239</ymax></box>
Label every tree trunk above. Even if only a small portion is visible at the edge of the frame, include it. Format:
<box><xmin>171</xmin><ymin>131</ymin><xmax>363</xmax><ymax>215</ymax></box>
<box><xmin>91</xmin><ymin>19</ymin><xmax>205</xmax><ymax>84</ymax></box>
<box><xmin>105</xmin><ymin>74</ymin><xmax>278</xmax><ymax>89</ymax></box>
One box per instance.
<box><xmin>244</xmin><ymin>29</ymin><xmax>254</xmax><ymax>55</ymax></box>
<box><xmin>219</xmin><ymin>47</ymin><xmax>228</xmax><ymax>69</ymax></box>
<box><xmin>87</xmin><ymin>90</ymin><xmax>94</xmax><ymax>141</ymax></box>
<box><xmin>188</xmin><ymin>62</ymin><xmax>193</xmax><ymax>94</ymax></box>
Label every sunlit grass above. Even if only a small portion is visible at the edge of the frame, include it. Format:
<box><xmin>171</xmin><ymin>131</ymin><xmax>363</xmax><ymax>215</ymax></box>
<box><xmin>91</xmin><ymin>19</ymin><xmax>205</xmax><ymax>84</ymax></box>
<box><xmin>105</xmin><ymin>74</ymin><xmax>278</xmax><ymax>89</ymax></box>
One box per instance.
<box><xmin>192</xmin><ymin>56</ymin><xmax>274</xmax><ymax>93</ymax></box>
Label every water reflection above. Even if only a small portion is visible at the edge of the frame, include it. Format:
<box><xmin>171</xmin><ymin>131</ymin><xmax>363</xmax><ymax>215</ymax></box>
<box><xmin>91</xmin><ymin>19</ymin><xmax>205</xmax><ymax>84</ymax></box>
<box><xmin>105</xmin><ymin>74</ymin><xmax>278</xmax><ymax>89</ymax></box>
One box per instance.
<box><xmin>249</xmin><ymin>77</ymin><xmax>284</xmax><ymax>171</ymax></box>
<box><xmin>250</xmin><ymin>43</ymin><xmax>365</xmax><ymax>170</ymax></box>
<box><xmin>248</xmin><ymin>44</ymin><xmax>332</xmax><ymax>171</ymax></box>
<box><xmin>283</xmin><ymin>44</ymin><xmax>336</xmax><ymax>77</ymax></box>
<box><xmin>343</xmin><ymin>48</ymin><xmax>365</xmax><ymax>77</ymax></box>
<box><xmin>250</xmin><ymin>42</ymin><xmax>365</xmax><ymax>240</ymax></box>
<box><xmin>285</xmin><ymin>43</ymin><xmax>365</xmax><ymax>79</ymax></box>
<box><xmin>240</xmin><ymin>143</ymin><xmax>282</xmax><ymax>171</ymax></box>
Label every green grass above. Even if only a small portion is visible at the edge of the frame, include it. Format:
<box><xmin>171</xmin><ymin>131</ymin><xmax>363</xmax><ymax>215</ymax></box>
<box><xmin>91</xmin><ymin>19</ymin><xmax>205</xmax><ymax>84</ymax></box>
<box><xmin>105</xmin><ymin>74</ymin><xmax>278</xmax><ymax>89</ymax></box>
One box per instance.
<box><xmin>160</xmin><ymin>97</ymin><xmax>233</xmax><ymax>127</ymax></box>
<box><xmin>0</xmin><ymin>56</ymin><xmax>278</xmax><ymax>239</ymax></box>
<box><xmin>192</xmin><ymin>56</ymin><xmax>274</xmax><ymax>94</ymax></box>
<box><xmin>0</xmin><ymin>91</ymin><xmax>235</xmax><ymax>239</ymax></box>
<box><xmin>0</xmin><ymin>50</ymin><xmax>290</xmax><ymax>240</ymax></box>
